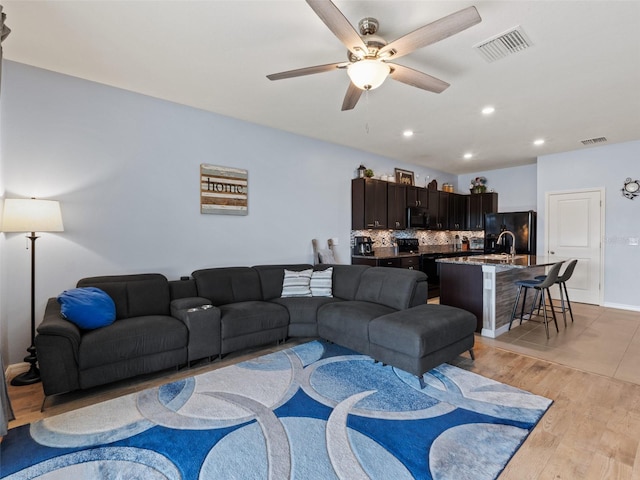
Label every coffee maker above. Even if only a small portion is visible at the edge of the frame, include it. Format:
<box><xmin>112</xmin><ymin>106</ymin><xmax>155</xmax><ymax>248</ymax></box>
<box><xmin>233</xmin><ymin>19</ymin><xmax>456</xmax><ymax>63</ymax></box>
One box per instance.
<box><xmin>353</xmin><ymin>236</ymin><xmax>374</xmax><ymax>256</ymax></box>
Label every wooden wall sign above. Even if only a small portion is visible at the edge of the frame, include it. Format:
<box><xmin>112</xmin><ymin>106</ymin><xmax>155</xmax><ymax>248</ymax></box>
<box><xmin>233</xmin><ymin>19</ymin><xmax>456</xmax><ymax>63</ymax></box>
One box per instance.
<box><xmin>200</xmin><ymin>164</ymin><xmax>248</xmax><ymax>215</ymax></box>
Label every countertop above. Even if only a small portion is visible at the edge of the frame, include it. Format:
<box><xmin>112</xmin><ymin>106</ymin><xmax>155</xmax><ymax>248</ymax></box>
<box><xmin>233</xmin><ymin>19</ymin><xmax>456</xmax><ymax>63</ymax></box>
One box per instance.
<box><xmin>436</xmin><ymin>255</ymin><xmax>562</xmax><ymax>269</ymax></box>
<box><xmin>352</xmin><ymin>246</ymin><xmax>484</xmax><ymax>260</ymax></box>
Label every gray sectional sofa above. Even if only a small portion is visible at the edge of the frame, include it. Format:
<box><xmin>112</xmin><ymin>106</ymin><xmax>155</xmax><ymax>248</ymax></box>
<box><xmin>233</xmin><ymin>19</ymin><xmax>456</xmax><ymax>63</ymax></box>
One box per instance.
<box><xmin>35</xmin><ymin>263</ymin><xmax>476</xmax><ymax>397</ymax></box>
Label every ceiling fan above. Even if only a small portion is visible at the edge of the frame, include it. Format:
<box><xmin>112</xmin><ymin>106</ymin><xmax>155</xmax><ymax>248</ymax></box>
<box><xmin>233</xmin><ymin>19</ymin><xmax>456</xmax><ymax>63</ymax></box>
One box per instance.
<box><xmin>267</xmin><ymin>0</ymin><xmax>481</xmax><ymax>111</ymax></box>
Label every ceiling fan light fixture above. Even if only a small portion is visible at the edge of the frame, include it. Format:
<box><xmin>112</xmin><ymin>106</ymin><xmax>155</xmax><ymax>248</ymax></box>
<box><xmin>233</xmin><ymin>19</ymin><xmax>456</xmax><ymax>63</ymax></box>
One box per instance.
<box><xmin>347</xmin><ymin>59</ymin><xmax>390</xmax><ymax>90</ymax></box>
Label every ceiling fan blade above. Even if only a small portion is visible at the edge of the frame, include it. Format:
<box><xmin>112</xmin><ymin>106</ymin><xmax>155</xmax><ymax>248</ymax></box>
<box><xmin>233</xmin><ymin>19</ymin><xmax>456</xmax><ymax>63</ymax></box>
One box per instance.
<box><xmin>306</xmin><ymin>0</ymin><xmax>368</xmax><ymax>56</ymax></box>
<box><xmin>389</xmin><ymin>63</ymin><xmax>450</xmax><ymax>93</ymax></box>
<box><xmin>379</xmin><ymin>6</ymin><xmax>481</xmax><ymax>59</ymax></box>
<box><xmin>341</xmin><ymin>82</ymin><xmax>363</xmax><ymax>111</ymax></box>
<box><xmin>267</xmin><ymin>62</ymin><xmax>344</xmax><ymax>81</ymax></box>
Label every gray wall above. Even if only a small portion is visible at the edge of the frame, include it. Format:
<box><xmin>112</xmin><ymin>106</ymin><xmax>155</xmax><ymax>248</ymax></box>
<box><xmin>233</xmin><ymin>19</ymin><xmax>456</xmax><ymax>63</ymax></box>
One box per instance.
<box><xmin>0</xmin><ymin>61</ymin><xmax>454</xmax><ymax>364</ymax></box>
<box><xmin>537</xmin><ymin>140</ymin><xmax>640</xmax><ymax>309</ymax></box>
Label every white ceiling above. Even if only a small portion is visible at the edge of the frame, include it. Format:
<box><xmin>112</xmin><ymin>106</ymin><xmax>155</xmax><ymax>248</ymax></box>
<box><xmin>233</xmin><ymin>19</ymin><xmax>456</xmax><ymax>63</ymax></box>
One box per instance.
<box><xmin>2</xmin><ymin>1</ymin><xmax>640</xmax><ymax>174</ymax></box>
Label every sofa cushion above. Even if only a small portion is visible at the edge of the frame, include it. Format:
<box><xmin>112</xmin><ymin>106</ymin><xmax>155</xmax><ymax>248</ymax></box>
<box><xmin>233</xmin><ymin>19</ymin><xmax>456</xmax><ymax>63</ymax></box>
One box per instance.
<box><xmin>219</xmin><ymin>301</ymin><xmax>289</xmax><ymax>339</ymax></box>
<box><xmin>327</xmin><ymin>264</ymin><xmax>370</xmax><ymax>300</ymax></box>
<box><xmin>281</xmin><ymin>269</ymin><xmax>313</xmax><ymax>297</ymax></box>
<box><xmin>272</xmin><ymin>297</ymin><xmax>341</xmax><ymax>325</ymax></box>
<box><xmin>192</xmin><ymin>267</ymin><xmax>262</xmax><ymax>306</ymax></box>
<box><xmin>57</xmin><ymin>287</ymin><xmax>116</xmax><ymax>330</ymax></box>
<box><xmin>355</xmin><ymin>267</ymin><xmax>427</xmax><ymax>310</ymax></box>
<box><xmin>77</xmin><ymin>274</ymin><xmax>171</xmax><ymax>319</ymax></box>
<box><xmin>317</xmin><ymin>300</ymin><xmax>396</xmax><ymax>354</ymax></box>
<box><xmin>369</xmin><ymin>304</ymin><xmax>476</xmax><ymax>358</ymax></box>
<box><xmin>79</xmin><ymin>315</ymin><xmax>187</xmax><ymax>369</ymax></box>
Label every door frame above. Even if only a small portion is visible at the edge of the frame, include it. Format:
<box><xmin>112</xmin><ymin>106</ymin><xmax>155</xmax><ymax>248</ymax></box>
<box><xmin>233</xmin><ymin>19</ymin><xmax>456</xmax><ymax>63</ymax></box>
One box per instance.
<box><xmin>544</xmin><ymin>187</ymin><xmax>605</xmax><ymax>306</ymax></box>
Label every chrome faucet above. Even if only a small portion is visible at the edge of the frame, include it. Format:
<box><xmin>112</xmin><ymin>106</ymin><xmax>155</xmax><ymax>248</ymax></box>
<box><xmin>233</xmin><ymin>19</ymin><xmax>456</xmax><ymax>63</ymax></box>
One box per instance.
<box><xmin>497</xmin><ymin>230</ymin><xmax>516</xmax><ymax>259</ymax></box>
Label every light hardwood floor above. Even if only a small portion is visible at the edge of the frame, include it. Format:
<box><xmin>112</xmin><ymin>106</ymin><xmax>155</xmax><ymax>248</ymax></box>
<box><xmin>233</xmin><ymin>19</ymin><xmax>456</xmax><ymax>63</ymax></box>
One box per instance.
<box><xmin>5</xmin><ymin>303</ymin><xmax>640</xmax><ymax>479</ymax></box>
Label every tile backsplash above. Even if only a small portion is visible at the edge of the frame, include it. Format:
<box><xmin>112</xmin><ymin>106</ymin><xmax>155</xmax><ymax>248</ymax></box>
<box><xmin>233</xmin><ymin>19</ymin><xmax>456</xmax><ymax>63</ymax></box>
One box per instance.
<box><xmin>351</xmin><ymin>229</ymin><xmax>484</xmax><ymax>248</ymax></box>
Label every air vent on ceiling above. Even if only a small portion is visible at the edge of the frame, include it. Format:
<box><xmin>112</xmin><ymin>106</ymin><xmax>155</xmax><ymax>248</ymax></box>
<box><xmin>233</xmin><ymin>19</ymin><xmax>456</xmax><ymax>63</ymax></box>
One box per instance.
<box><xmin>474</xmin><ymin>26</ymin><xmax>532</xmax><ymax>62</ymax></box>
<box><xmin>581</xmin><ymin>137</ymin><xmax>608</xmax><ymax>145</ymax></box>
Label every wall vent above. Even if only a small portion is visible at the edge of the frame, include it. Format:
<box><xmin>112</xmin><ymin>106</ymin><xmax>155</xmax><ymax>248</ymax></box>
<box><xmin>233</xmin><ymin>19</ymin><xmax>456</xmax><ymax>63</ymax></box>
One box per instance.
<box><xmin>474</xmin><ymin>26</ymin><xmax>532</xmax><ymax>62</ymax></box>
<box><xmin>581</xmin><ymin>137</ymin><xmax>608</xmax><ymax>145</ymax></box>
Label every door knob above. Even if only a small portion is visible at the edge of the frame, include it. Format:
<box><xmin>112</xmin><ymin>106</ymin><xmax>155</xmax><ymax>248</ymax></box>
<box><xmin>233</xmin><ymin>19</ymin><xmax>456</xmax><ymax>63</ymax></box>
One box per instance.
<box><xmin>549</xmin><ymin>251</ymin><xmax>555</xmax><ymax>254</ymax></box>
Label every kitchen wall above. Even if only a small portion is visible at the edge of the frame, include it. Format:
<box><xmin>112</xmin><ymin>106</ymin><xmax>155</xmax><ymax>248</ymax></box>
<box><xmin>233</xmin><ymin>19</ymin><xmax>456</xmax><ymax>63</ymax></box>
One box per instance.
<box><xmin>537</xmin><ymin>140</ymin><xmax>640</xmax><ymax>310</ymax></box>
<box><xmin>0</xmin><ymin>61</ymin><xmax>453</xmax><ymax>364</ymax></box>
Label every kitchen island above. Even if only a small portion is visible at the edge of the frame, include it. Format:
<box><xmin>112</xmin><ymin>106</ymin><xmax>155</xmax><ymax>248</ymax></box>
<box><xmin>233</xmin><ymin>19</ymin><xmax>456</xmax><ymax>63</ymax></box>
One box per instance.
<box><xmin>437</xmin><ymin>255</ymin><xmax>560</xmax><ymax>337</ymax></box>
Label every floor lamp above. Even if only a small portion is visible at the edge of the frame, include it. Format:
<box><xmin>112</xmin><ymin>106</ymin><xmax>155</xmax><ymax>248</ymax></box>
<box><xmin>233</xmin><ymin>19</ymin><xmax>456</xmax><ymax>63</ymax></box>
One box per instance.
<box><xmin>1</xmin><ymin>198</ymin><xmax>64</xmax><ymax>386</ymax></box>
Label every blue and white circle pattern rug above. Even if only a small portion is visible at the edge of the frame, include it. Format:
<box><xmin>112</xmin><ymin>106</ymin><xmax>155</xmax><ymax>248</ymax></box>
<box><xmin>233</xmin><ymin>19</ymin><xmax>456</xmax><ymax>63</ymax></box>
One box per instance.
<box><xmin>0</xmin><ymin>340</ymin><xmax>551</xmax><ymax>479</ymax></box>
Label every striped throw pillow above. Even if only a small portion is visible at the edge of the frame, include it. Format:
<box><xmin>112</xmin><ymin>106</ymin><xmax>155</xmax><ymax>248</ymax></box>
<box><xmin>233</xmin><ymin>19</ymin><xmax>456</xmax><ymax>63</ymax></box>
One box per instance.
<box><xmin>281</xmin><ymin>269</ymin><xmax>313</xmax><ymax>297</ymax></box>
<box><xmin>311</xmin><ymin>267</ymin><xmax>333</xmax><ymax>297</ymax></box>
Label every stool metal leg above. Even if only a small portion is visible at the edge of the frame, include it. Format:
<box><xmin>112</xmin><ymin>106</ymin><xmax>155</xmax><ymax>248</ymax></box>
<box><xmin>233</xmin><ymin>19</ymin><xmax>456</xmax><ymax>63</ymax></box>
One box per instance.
<box><xmin>519</xmin><ymin>287</ymin><xmax>529</xmax><ymax>326</ymax></box>
<box><xmin>546</xmin><ymin>287</ymin><xmax>560</xmax><ymax>333</ymax></box>
<box><xmin>562</xmin><ymin>281</ymin><xmax>574</xmax><ymax>323</ymax></box>
<box><xmin>539</xmin><ymin>287</ymin><xmax>550</xmax><ymax>339</ymax></box>
<box><xmin>509</xmin><ymin>285</ymin><xmax>523</xmax><ymax>330</ymax></box>
<box><xmin>557</xmin><ymin>282</ymin><xmax>568</xmax><ymax>327</ymax></box>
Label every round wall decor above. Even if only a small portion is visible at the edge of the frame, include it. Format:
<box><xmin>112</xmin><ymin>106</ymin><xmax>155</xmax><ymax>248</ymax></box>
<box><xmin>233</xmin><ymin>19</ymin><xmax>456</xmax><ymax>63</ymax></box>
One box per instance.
<box><xmin>622</xmin><ymin>178</ymin><xmax>640</xmax><ymax>200</ymax></box>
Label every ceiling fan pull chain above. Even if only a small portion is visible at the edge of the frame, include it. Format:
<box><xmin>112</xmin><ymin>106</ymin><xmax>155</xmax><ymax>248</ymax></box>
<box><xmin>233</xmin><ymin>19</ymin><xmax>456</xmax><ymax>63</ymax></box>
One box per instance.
<box><xmin>365</xmin><ymin>89</ymin><xmax>370</xmax><ymax>134</ymax></box>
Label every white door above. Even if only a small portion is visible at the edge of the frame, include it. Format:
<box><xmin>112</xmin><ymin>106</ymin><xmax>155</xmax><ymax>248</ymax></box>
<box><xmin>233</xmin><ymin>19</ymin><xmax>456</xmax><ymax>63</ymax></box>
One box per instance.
<box><xmin>546</xmin><ymin>189</ymin><xmax>603</xmax><ymax>305</ymax></box>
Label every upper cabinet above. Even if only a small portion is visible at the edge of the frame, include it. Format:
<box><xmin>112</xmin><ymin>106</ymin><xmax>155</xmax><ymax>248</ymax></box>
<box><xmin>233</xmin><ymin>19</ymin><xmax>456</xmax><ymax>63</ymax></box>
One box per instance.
<box><xmin>449</xmin><ymin>193</ymin><xmax>469</xmax><ymax>230</ymax></box>
<box><xmin>426</xmin><ymin>190</ymin><xmax>450</xmax><ymax>230</ymax></box>
<box><xmin>387</xmin><ymin>183</ymin><xmax>407</xmax><ymax>230</ymax></box>
<box><xmin>352</xmin><ymin>178</ymin><xmax>388</xmax><ymax>229</ymax></box>
<box><xmin>352</xmin><ymin>179</ymin><xmax>498</xmax><ymax>231</ymax></box>
<box><xmin>468</xmin><ymin>192</ymin><xmax>498</xmax><ymax>230</ymax></box>
<box><xmin>406</xmin><ymin>186</ymin><xmax>428</xmax><ymax>207</ymax></box>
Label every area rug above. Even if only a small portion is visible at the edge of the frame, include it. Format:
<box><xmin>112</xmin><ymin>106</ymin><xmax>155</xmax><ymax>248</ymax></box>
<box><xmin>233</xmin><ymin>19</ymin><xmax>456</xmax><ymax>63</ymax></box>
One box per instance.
<box><xmin>0</xmin><ymin>340</ymin><xmax>551</xmax><ymax>479</ymax></box>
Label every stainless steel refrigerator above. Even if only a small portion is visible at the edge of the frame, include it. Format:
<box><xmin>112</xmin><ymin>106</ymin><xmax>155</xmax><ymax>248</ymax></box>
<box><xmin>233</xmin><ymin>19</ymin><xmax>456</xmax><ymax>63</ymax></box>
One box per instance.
<box><xmin>484</xmin><ymin>210</ymin><xmax>537</xmax><ymax>255</ymax></box>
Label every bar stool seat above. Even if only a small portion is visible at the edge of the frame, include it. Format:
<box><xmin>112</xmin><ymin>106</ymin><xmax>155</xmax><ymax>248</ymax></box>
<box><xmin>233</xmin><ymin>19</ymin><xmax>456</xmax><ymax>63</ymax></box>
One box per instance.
<box><xmin>509</xmin><ymin>261</ymin><xmax>564</xmax><ymax>339</ymax></box>
<box><xmin>534</xmin><ymin>259</ymin><xmax>578</xmax><ymax>326</ymax></box>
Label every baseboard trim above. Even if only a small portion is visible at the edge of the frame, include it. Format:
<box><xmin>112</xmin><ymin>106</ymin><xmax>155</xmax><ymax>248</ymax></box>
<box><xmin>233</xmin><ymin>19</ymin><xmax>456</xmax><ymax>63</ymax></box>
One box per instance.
<box><xmin>602</xmin><ymin>302</ymin><xmax>640</xmax><ymax>312</ymax></box>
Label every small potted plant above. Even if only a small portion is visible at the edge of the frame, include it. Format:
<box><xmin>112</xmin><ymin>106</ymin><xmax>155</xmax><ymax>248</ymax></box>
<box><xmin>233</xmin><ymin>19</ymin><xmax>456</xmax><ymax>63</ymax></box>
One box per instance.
<box><xmin>470</xmin><ymin>176</ymin><xmax>487</xmax><ymax>193</ymax></box>
<box><xmin>364</xmin><ymin>169</ymin><xmax>374</xmax><ymax>178</ymax></box>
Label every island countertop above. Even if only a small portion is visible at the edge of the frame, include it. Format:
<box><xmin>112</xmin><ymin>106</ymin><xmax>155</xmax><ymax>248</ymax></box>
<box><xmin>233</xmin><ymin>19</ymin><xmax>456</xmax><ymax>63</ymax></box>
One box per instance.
<box><xmin>436</xmin><ymin>255</ymin><xmax>561</xmax><ymax>269</ymax></box>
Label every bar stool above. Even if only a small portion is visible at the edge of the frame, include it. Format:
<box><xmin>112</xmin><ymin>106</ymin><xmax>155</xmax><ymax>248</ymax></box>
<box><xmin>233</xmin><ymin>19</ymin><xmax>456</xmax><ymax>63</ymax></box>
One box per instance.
<box><xmin>509</xmin><ymin>261</ymin><xmax>564</xmax><ymax>339</ymax></box>
<box><xmin>534</xmin><ymin>259</ymin><xmax>578</xmax><ymax>326</ymax></box>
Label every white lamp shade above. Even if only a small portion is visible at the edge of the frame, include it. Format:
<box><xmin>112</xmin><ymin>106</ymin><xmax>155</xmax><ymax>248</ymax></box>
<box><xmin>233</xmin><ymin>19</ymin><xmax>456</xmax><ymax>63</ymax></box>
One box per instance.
<box><xmin>347</xmin><ymin>59</ymin><xmax>391</xmax><ymax>90</ymax></box>
<box><xmin>1</xmin><ymin>198</ymin><xmax>64</xmax><ymax>233</ymax></box>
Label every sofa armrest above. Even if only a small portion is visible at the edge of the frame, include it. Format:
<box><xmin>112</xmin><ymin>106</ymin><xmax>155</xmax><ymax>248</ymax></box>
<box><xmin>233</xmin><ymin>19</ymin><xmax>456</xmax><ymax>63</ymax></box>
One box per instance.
<box><xmin>171</xmin><ymin>298</ymin><xmax>221</xmax><ymax>362</ymax></box>
<box><xmin>35</xmin><ymin>298</ymin><xmax>82</xmax><ymax>396</ymax></box>
<box><xmin>170</xmin><ymin>297</ymin><xmax>212</xmax><ymax>312</ymax></box>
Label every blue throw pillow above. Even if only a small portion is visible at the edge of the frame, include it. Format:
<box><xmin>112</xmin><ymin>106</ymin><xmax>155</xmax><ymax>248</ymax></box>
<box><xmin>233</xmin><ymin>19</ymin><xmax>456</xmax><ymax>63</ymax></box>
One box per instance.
<box><xmin>57</xmin><ymin>287</ymin><xmax>116</xmax><ymax>330</ymax></box>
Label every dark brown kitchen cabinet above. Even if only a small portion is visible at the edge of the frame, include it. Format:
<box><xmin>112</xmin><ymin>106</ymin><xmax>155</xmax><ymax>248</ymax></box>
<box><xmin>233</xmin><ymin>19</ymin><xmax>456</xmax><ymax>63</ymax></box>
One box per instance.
<box><xmin>449</xmin><ymin>193</ymin><xmax>469</xmax><ymax>230</ymax></box>
<box><xmin>406</xmin><ymin>186</ymin><xmax>428</xmax><ymax>207</ymax></box>
<box><xmin>468</xmin><ymin>192</ymin><xmax>498</xmax><ymax>230</ymax></box>
<box><xmin>400</xmin><ymin>255</ymin><xmax>419</xmax><ymax>270</ymax></box>
<box><xmin>426</xmin><ymin>190</ymin><xmax>449</xmax><ymax>230</ymax></box>
<box><xmin>387</xmin><ymin>183</ymin><xmax>407</xmax><ymax>230</ymax></box>
<box><xmin>352</xmin><ymin>178</ymin><xmax>388</xmax><ymax>229</ymax></box>
<box><xmin>351</xmin><ymin>255</ymin><xmax>419</xmax><ymax>270</ymax></box>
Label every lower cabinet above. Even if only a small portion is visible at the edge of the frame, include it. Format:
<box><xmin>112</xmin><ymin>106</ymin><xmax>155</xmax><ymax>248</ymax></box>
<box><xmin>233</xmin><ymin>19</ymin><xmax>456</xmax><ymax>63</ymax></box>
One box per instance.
<box><xmin>352</xmin><ymin>256</ymin><xmax>418</xmax><ymax>269</ymax></box>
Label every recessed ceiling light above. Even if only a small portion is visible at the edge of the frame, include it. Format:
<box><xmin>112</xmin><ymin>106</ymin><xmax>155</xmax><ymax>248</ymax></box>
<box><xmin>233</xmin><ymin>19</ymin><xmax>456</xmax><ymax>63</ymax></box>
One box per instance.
<box><xmin>533</xmin><ymin>138</ymin><xmax>545</xmax><ymax>146</ymax></box>
<box><xmin>482</xmin><ymin>106</ymin><xmax>495</xmax><ymax>115</ymax></box>
<box><xmin>403</xmin><ymin>130</ymin><xmax>414</xmax><ymax>137</ymax></box>
<box><xmin>464</xmin><ymin>153</ymin><xmax>473</xmax><ymax>159</ymax></box>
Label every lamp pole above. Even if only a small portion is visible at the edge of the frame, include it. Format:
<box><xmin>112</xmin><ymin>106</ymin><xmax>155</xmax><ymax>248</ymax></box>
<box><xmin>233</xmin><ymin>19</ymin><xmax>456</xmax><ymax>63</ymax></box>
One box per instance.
<box><xmin>10</xmin><ymin>232</ymin><xmax>41</xmax><ymax>386</ymax></box>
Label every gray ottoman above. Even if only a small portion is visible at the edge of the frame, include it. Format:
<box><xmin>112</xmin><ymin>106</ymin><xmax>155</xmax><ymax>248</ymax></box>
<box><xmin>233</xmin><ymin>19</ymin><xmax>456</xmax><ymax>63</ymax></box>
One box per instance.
<box><xmin>368</xmin><ymin>304</ymin><xmax>476</xmax><ymax>387</ymax></box>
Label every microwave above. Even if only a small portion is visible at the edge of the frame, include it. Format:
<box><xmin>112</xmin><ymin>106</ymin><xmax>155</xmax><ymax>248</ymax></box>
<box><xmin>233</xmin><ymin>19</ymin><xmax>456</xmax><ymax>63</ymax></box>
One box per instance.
<box><xmin>407</xmin><ymin>206</ymin><xmax>429</xmax><ymax>229</ymax></box>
